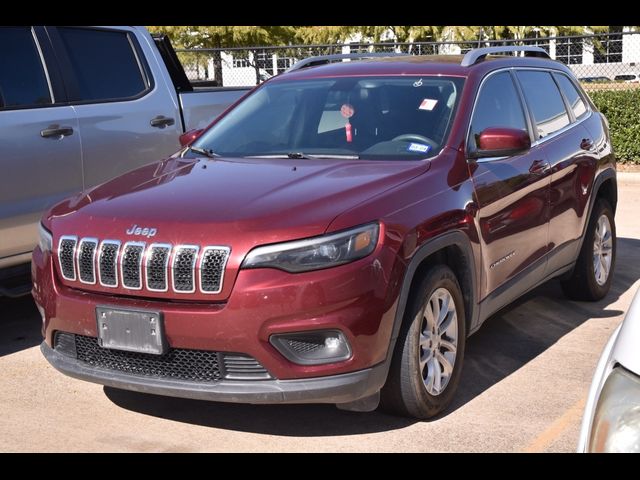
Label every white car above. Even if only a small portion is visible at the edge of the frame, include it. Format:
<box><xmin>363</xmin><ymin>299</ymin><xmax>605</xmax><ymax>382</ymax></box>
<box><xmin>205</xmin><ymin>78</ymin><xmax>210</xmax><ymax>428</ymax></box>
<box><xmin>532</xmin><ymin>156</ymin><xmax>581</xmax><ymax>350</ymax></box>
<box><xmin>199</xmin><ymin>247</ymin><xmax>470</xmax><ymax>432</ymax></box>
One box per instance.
<box><xmin>613</xmin><ymin>72</ymin><xmax>640</xmax><ymax>83</ymax></box>
<box><xmin>578</xmin><ymin>287</ymin><xmax>640</xmax><ymax>452</ymax></box>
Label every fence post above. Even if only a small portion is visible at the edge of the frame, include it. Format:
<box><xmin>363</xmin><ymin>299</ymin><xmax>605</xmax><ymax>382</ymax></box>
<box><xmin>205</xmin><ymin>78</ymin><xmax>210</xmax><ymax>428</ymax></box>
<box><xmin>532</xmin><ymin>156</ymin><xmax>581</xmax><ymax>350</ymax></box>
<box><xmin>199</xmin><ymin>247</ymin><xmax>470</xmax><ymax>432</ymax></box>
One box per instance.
<box><xmin>213</xmin><ymin>49</ymin><xmax>223</xmax><ymax>87</ymax></box>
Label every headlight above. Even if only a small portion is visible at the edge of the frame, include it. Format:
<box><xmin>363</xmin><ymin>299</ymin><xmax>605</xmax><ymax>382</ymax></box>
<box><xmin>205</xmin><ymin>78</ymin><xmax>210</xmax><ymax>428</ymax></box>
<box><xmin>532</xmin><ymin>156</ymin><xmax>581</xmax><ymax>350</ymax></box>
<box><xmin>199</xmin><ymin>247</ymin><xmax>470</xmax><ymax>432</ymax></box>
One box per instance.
<box><xmin>38</xmin><ymin>223</ymin><xmax>53</xmax><ymax>253</ymax></box>
<box><xmin>241</xmin><ymin>222</ymin><xmax>379</xmax><ymax>273</ymax></box>
<box><xmin>588</xmin><ymin>367</ymin><xmax>640</xmax><ymax>452</ymax></box>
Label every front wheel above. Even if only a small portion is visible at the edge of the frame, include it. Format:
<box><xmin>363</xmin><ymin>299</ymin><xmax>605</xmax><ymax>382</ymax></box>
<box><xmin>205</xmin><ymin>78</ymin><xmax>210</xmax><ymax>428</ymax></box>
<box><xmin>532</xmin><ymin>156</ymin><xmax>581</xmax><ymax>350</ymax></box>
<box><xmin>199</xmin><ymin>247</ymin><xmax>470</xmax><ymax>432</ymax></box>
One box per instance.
<box><xmin>381</xmin><ymin>265</ymin><xmax>466</xmax><ymax>419</ymax></box>
<box><xmin>562</xmin><ymin>199</ymin><xmax>616</xmax><ymax>301</ymax></box>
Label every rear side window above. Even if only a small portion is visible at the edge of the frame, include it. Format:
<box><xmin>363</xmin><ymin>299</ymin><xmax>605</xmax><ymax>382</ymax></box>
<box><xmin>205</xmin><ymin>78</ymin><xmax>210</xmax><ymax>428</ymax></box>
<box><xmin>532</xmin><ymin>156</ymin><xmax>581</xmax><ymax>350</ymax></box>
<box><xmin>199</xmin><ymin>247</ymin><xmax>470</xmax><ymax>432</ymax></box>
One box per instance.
<box><xmin>0</xmin><ymin>27</ymin><xmax>51</xmax><ymax>109</ymax></box>
<box><xmin>516</xmin><ymin>71</ymin><xmax>570</xmax><ymax>139</ymax></box>
<box><xmin>57</xmin><ymin>27</ymin><xmax>148</xmax><ymax>102</ymax></box>
<box><xmin>554</xmin><ymin>73</ymin><xmax>588</xmax><ymax>120</ymax></box>
<box><xmin>469</xmin><ymin>71</ymin><xmax>528</xmax><ymax>148</ymax></box>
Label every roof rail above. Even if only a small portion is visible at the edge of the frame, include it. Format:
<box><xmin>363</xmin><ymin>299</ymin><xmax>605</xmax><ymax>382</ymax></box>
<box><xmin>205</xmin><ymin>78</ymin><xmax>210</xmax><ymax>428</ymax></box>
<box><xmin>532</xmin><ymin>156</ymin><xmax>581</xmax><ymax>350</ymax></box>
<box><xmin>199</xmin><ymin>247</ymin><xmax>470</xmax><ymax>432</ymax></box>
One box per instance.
<box><xmin>461</xmin><ymin>46</ymin><xmax>550</xmax><ymax>67</ymax></box>
<box><xmin>286</xmin><ymin>52</ymin><xmax>409</xmax><ymax>72</ymax></box>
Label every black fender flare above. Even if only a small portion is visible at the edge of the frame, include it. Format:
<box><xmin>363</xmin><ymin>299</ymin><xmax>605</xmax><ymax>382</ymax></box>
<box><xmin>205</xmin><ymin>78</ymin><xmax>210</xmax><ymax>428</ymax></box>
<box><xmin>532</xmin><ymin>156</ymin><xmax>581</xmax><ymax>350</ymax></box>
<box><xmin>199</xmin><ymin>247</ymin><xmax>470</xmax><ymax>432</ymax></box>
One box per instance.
<box><xmin>577</xmin><ymin>168</ymin><xmax>617</xmax><ymax>253</ymax></box>
<box><xmin>380</xmin><ymin>230</ymin><xmax>478</xmax><ymax>378</ymax></box>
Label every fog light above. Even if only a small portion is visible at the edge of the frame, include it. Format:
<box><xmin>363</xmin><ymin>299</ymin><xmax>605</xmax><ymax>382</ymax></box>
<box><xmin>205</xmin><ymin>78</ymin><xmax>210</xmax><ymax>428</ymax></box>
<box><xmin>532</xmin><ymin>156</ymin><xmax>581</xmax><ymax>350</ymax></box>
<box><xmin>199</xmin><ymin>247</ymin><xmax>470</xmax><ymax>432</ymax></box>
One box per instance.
<box><xmin>270</xmin><ymin>330</ymin><xmax>352</xmax><ymax>365</ymax></box>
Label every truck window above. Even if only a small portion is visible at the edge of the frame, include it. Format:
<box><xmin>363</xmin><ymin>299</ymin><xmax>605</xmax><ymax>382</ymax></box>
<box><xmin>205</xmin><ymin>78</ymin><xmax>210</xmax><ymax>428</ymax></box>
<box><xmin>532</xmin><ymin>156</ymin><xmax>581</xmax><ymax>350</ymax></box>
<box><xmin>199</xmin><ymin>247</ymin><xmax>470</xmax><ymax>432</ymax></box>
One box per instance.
<box><xmin>0</xmin><ymin>27</ymin><xmax>51</xmax><ymax>109</ymax></box>
<box><xmin>57</xmin><ymin>27</ymin><xmax>149</xmax><ymax>102</ymax></box>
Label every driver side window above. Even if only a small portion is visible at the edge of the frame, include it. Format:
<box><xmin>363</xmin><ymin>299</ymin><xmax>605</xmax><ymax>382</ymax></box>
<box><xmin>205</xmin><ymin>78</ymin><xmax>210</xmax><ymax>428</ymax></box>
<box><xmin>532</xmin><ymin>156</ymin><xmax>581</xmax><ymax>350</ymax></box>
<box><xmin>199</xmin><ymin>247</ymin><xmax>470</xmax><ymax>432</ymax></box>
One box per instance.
<box><xmin>469</xmin><ymin>72</ymin><xmax>528</xmax><ymax>150</ymax></box>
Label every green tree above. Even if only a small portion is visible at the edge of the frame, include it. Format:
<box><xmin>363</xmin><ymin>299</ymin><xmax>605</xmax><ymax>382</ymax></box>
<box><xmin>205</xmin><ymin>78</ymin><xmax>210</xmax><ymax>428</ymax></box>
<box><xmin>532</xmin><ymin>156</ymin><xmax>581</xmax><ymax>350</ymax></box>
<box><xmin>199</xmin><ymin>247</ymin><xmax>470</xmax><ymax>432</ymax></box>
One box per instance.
<box><xmin>148</xmin><ymin>26</ymin><xmax>298</xmax><ymax>85</ymax></box>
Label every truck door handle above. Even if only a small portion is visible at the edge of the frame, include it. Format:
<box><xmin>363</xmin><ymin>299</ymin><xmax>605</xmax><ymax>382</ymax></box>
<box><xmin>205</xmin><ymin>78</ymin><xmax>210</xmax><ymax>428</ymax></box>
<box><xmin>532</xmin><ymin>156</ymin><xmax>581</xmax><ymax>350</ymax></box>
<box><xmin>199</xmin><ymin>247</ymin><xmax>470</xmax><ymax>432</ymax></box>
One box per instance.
<box><xmin>529</xmin><ymin>159</ymin><xmax>550</xmax><ymax>175</ymax></box>
<box><xmin>580</xmin><ymin>138</ymin><xmax>594</xmax><ymax>151</ymax></box>
<box><xmin>150</xmin><ymin>115</ymin><xmax>175</xmax><ymax>128</ymax></box>
<box><xmin>40</xmin><ymin>125</ymin><xmax>74</xmax><ymax>138</ymax></box>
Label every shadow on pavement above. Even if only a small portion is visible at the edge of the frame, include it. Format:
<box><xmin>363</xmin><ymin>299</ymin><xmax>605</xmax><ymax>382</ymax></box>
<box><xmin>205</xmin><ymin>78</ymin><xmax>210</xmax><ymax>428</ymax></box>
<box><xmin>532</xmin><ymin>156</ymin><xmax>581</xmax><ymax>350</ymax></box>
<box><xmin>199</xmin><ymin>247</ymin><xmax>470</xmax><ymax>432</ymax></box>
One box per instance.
<box><xmin>0</xmin><ymin>295</ymin><xmax>41</xmax><ymax>357</ymax></box>
<box><xmin>106</xmin><ymin>237</ymin><xmax>640</xmax><ymax>432</ymax></box>
<box><xmin>449</xmin><ymin>236</ymin><xmax>640</xmax><ymax>413</ymax></box>
<box><xmin>105</xmin><ymin>387</ymin><xmax>416</xmax><ymax>435</ymax></box>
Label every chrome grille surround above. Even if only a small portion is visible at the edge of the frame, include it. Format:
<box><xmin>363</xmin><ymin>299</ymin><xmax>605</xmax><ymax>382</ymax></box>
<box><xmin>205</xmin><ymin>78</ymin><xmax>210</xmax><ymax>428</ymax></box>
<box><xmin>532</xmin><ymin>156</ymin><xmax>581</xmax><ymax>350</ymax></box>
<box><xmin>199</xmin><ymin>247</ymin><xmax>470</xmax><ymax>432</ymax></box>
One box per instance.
<box><xmin>98</xmin><ymin>240</ymin><xmax>121</xmax><ymax>287</ymax></box>
<box><xmin>145</xmin><ymin>243</ymin><xmax>171</xmax><ymax>292</ymax></box>
<box><xmin>58</xmin><ymin>235</ymin><xmax>78</xmax><ymax>281</ymax></box>
<box><xmin>172</xmin><ymin>245</ymin><xmax>199</xmax><ymax>293</ymax></box>
<box><xmin>199</xmin><ymin>246</ymin><xmax>231</xmax><ymax>294</ymax></box>
<box><xmin>56</xmin><ymin>237</ymin><xmax>230</xmax><ymax>295</ymax></box>
<box><xmin>76</xmin><ymin>238</ymin><xmax>98</xmax><ymax>285</ymax></box>
<box><xmin>120</xmin><ymin>242</ymin><xmax>145</xmax><ymax>290</ymax></box>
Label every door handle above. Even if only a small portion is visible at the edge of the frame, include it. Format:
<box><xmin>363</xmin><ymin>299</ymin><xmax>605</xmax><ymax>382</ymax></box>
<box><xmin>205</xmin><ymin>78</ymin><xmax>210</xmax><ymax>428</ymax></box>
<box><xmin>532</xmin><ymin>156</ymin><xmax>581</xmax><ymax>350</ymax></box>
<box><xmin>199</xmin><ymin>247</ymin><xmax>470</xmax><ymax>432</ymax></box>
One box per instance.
<box><xmin>580</xmin><ymin>138</ymin><xmax>594</xmax><ymax>151</ymax></box>
<box><xmin>40</xmin><ymin>125</ymin><xmax>74</xmax><ymax>138</ymax></box>
<box><xmin>150</xmin><ymin>115</ymin><xmax>175</xmax><ymax>128</ymax></box>
<box><xmin>529</xmin><ymin>159</ymin><xmax>550</xmax><ymax>175</ymax></box>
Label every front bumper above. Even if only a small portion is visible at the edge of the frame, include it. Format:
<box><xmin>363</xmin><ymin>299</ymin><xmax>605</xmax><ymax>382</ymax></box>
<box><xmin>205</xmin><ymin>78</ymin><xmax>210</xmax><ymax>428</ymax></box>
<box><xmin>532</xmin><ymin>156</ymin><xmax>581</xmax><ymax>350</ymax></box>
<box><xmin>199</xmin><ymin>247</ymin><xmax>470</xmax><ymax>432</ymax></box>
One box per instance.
<box><xmin>33</xmin><ymin>233</ymin><xmax>402</xmax><ymax>384</ymax></box>
<box><xmin>41</xmin><ymin>341</ymin><xmax>386</xmax><ymax>404</ymax></box>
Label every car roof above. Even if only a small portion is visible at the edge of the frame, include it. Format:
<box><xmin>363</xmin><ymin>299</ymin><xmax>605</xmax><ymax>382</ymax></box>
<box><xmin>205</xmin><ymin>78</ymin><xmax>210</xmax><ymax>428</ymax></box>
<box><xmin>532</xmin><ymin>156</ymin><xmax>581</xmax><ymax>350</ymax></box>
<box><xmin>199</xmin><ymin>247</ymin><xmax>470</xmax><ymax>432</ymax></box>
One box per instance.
<box><xmin>274</xmin><ymin>54</ymin><xmax>570</xmax><ymax>82</ymax></box>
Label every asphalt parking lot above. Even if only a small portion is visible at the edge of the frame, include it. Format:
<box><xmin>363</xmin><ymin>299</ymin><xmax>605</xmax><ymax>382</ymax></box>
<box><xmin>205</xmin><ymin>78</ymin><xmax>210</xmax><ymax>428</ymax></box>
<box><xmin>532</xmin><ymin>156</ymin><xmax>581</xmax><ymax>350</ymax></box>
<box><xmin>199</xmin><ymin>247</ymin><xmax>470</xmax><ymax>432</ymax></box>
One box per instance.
<box><xmin>1</xmin><ymin>174</ymin><xmax>639</xmax><ymax>452</ymax></box>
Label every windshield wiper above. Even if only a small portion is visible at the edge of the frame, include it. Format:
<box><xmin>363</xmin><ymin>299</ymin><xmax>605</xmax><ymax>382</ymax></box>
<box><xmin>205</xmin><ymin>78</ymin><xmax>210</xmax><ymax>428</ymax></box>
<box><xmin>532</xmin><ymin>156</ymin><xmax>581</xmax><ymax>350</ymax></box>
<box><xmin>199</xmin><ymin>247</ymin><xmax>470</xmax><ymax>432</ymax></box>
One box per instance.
<box><xmin>246</xmin><ymin>152</ymin><xmax>360</xmax><ymax>160</ymax></box>
<box><xmin>184</xmin><ymin>145</ymin><xmax>220</xmax><ymax>159</ymax></box>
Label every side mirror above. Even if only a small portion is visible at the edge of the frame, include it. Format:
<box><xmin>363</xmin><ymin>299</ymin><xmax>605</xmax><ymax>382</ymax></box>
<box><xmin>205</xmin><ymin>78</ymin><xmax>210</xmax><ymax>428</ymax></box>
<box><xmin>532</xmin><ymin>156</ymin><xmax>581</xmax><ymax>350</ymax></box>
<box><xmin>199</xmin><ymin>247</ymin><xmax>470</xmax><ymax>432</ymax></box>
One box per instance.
<box><xmin>179</xmin><ymin>129</ymin><xmax>204</xmax><ymax>147</ymax></box>
<box><xmin>469</xmin><ymin>127</ymin><xmax>531</xmax><ymax>158</ymax></box>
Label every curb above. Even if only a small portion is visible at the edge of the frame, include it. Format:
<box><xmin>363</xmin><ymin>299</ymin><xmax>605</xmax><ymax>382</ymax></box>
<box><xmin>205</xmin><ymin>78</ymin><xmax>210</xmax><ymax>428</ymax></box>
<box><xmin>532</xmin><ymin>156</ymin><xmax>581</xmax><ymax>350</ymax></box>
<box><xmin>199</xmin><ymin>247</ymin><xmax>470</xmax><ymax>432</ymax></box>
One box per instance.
<box><xmin>617</xmin><ymin>172</ymin><xmax>640</xmax><ymax>184</ymax></box>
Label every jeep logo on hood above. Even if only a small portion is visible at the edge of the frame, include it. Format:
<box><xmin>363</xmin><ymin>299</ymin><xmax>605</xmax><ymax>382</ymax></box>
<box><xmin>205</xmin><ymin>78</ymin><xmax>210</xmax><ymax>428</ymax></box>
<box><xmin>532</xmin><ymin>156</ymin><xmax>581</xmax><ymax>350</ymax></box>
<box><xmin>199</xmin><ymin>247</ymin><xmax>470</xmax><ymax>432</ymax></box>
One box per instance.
<box><xmin>126</xmin><ymin>224</ymin><xmax>157</xmax><ymax>238</ymax></box>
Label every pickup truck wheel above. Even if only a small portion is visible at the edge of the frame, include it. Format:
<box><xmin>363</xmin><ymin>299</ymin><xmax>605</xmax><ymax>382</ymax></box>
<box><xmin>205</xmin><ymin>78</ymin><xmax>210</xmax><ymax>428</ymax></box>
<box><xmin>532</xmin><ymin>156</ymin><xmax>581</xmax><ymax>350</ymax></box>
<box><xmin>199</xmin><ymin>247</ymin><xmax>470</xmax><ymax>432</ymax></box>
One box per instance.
<box><xmin>381</xmin><ymin>265</ymin><xmax>466</xmax><ymax>419</ymax></box>
<box><xmin>562</xmin><ymin>199</ymin><xmax>616</xmax><ymax>301</ymax></box>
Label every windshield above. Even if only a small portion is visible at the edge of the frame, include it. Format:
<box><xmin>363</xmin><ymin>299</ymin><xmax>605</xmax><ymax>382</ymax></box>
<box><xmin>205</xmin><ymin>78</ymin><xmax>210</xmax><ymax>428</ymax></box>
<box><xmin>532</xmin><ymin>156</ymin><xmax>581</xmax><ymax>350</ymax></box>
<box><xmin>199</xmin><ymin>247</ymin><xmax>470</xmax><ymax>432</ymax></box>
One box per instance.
<box><xmin>194</xmin><ymin>76</ymin><xmax>465</xmax><ymax>161</ymax></box>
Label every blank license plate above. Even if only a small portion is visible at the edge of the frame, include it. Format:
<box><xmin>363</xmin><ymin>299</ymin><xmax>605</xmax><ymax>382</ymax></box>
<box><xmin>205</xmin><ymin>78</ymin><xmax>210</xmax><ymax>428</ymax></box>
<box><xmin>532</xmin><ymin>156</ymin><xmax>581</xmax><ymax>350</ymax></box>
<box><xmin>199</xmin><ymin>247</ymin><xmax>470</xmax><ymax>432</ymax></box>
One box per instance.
<box><xmin>96</xmin><ymin>306</ymin><xmax>166</xmax><ymax>355</ymax></box>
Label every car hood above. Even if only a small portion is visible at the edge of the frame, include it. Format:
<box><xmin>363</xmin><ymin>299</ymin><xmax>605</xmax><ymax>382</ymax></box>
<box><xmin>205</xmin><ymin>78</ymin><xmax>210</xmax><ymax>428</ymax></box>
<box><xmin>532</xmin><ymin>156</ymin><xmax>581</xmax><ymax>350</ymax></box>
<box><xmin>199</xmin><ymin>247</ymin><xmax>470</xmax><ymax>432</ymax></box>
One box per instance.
<box><xmin>48</xmin><ymin>155</ymin><xmax>429</xmax><ymax>243</ymax></box>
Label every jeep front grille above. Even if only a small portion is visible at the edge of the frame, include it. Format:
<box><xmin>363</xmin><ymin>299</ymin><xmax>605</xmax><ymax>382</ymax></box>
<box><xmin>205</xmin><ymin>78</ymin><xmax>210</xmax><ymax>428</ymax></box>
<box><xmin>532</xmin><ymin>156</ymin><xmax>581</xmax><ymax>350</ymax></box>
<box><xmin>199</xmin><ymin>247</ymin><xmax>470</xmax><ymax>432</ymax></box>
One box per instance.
<box><xmin>145</xmin><ymin>244</ymin><xmax>171</xmax><ymax>292</ymax></box>
<box><xmin>98</xmin><ymin>241</ymin><xmax>120</xmax><ymax>287</ymax></box>
<box><xmin>172</xmin><ymin>246</ymin><xmax>199</xmax><ymax>293</ymax></box>
<box><xmin>58</xmin><ymin>236</ymin><xmax>77</xmax><ymax>281</ymax></box>
<box><xmin>77</xmin><ymin>238</ymin><xmax>98</xmax><ymax>284</ymax></box>
<box><xmin>121</xmin><ymin>242</ymin><xmax>145</xmax><ymax>290</ymax></box>
<box><xmin>56</xmin><ymin>236</ymin><xmax>230</xmax><ymax>295</ymax></box>
<box><xmin>200</xmin><ymin>247</ymin><xmax>231</xmax><ymax>294</ymax></box>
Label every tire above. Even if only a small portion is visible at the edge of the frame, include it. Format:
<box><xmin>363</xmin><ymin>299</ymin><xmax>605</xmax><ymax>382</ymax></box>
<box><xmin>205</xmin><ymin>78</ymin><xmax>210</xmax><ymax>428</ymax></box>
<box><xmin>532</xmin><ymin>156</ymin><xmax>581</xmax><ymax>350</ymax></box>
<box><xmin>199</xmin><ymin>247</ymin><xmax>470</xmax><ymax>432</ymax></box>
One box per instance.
<box><xmin>561</xmin><ymin>199</ymin><xmax>616</xmax><ymax>301</ymax></box>
<box><xmin>381</xmin><ymin>264</ymin><xmax>466</xmax><ymax>419</ymax></box>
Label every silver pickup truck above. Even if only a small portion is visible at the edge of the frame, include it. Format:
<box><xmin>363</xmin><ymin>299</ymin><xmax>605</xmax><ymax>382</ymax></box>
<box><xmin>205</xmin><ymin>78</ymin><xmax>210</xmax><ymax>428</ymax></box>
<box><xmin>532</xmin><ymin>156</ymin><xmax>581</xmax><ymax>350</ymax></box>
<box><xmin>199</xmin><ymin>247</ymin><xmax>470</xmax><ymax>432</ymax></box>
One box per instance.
<box><xmin>0</xmin><ymin>26</ymin><xmax>250</xmax><ymax>295</ymax></box>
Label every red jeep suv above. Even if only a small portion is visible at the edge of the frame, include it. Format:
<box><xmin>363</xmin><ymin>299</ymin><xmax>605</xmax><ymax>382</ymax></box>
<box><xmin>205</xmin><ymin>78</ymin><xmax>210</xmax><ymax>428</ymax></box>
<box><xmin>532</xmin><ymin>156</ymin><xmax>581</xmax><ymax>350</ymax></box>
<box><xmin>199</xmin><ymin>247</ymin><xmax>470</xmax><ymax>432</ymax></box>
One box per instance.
<box><xmin>33</xmin><ymin>47</ymin><xmax>617</xmax><ymax>418</ymax></box>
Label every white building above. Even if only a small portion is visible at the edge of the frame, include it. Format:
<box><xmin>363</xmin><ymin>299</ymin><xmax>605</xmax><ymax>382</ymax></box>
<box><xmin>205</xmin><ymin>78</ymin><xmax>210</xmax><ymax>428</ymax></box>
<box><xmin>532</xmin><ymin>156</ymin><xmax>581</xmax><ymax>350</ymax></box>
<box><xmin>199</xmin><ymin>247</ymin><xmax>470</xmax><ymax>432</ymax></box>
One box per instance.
<box><xmin>185</xmin><ymin>27</ymin><xmax>640</xmax><ymax>86</ymax></box>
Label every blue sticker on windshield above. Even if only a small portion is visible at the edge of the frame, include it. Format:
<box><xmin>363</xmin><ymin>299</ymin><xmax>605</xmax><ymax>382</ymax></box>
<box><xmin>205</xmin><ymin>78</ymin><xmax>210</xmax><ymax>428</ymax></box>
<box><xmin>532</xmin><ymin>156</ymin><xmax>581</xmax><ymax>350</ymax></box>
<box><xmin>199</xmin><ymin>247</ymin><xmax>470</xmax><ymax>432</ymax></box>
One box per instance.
<box><xmin>407</xmin><ymin>143</ymin><xmax>431</xmax><ymax>153</ymax></box>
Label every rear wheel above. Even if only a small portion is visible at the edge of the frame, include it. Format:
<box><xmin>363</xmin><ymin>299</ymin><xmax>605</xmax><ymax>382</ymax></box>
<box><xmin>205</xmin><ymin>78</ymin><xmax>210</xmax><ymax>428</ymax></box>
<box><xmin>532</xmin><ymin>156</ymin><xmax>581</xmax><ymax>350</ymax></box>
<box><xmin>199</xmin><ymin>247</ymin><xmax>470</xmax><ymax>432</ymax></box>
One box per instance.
<box><xmin>381</xmin><ymin>265</ymin><xmax>466</xmax><ymax>419</ymax></box>
<box><xmin>562</xmin><ymin>199</ymin><xmax>616</xmax><ymax>301</ymax></box>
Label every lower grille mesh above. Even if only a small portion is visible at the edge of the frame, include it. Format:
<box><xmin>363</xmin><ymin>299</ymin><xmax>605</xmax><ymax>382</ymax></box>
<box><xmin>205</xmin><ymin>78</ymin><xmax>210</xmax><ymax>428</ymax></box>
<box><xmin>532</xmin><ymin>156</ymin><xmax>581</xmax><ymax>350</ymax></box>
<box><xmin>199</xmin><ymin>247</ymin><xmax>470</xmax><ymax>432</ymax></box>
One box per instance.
<box><xmin>55</xmin><ymin>333</ymin><xmax>272</xmax><ymax>382</ymax></box>
<box><xmin>75</xmin><ymin>334</ymin><xmax>222</xmax><ymax>383</ymax></box>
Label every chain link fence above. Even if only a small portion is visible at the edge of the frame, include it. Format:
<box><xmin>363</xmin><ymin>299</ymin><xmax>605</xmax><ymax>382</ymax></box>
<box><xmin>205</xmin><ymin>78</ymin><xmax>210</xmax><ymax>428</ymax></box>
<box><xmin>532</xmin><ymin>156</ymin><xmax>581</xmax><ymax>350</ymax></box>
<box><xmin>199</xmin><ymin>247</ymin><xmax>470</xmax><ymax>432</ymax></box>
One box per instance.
<box><xmin>176</xmin><ymin>32</ymin><xmax>640</xmax><ymax>91</ymax></box>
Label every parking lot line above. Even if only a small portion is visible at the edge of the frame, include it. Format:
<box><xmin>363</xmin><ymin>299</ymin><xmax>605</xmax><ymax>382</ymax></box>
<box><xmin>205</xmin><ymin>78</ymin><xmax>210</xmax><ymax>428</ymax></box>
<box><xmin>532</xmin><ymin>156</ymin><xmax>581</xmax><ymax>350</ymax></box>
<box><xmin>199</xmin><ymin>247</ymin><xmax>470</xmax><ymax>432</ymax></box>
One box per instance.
<box><xmin>522</xmin><ymin>396</ymin><xmax>586</xmax><ymax>452</ymax></box>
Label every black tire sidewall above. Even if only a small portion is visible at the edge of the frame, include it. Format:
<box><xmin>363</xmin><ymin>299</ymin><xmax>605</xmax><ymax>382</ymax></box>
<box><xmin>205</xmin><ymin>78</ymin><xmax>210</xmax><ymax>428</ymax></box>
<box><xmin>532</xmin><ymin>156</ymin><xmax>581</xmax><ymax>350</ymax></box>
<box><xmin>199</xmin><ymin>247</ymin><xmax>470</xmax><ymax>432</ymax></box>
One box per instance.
<box><xmin>399</xmin><ymin>265</ymin><xmax>467</xmax><ymax>418</ymax></box>
<box><xmin>584</xmin><ymin>200</ymin><xmax>616</xmax><ymax>299</ymax></box>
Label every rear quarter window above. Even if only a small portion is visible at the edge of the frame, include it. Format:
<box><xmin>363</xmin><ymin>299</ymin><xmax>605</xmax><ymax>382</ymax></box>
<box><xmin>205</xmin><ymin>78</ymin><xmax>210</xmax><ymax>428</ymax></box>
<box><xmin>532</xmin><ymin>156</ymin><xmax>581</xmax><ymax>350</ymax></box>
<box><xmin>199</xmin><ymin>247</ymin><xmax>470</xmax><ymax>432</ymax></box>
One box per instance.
<box><xmin>516</xmin><ymin>70</ymin><xmax>570</xmax><ymax>139</ymax></box>
<box><xmin>554</xmin><ymin>73</ymin><xmax>588</xmax><ymax>120</ymax></box>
